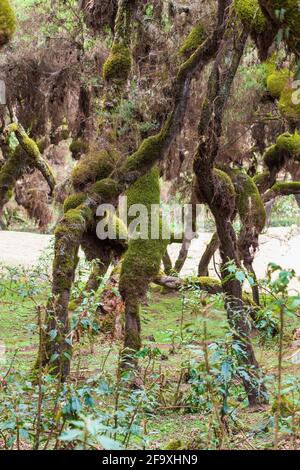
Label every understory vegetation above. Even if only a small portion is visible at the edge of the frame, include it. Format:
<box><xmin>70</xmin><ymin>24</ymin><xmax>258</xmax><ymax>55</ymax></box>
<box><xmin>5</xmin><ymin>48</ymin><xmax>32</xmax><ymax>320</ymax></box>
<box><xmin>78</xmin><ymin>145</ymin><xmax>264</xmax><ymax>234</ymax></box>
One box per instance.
<box><xmin>0</xmin><ymin>249</ymin><xmax>299</xmax><ymax>450</ymax></box>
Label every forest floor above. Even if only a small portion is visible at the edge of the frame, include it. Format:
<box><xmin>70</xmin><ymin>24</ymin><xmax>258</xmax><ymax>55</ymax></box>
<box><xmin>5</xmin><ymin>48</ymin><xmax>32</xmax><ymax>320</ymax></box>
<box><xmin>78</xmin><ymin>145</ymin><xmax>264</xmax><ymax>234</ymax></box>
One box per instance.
<box><xmin>0</xmin><ymin>229</ymin><xmax>300</xmax><ymax>449</ymax></box>
<box><xmin>0</xmin><ymin>261</ymin><xmax>300</xmax><ymax>449</ymax></box>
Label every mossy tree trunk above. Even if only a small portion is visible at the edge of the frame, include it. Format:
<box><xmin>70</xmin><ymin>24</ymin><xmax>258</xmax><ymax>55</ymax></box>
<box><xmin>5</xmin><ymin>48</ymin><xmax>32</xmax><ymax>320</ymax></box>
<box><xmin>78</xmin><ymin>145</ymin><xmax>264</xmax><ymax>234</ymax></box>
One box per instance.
<box><xmin>40</xmin><ymin>0</ymin><xmax>231</xmax><ymax>378</ymax></box>
<box><xmin>119</xmin><ymin>169</ymin><xmax>168</xmax><ymax>368</ymax></box>
<box><xmin>194</xmin><ymin>27</ymin><xmax>268</xmax><ymax>406</ymax></box>
<box><xmin>0</xmin><ymin>121</ymin><xmax>55</xmax><ymax>217</ymax></box>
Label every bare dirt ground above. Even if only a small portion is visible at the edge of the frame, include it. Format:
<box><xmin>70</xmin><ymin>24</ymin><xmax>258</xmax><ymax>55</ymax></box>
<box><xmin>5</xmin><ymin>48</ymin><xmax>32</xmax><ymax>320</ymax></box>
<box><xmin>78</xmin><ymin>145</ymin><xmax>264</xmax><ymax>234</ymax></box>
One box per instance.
<box><xmin>0</xmin><ymin>227</ymin><xmax>300</xmax><ymax>291</ymax></box>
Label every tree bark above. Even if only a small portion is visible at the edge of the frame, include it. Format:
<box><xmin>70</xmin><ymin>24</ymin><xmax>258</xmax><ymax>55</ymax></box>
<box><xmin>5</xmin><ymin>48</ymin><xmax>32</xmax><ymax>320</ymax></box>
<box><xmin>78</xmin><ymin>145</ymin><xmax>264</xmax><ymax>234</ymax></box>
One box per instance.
<box><xmin>198</xmin><ymin>232</ymin><xmax>219</xmax><ymax>276</ymax></box>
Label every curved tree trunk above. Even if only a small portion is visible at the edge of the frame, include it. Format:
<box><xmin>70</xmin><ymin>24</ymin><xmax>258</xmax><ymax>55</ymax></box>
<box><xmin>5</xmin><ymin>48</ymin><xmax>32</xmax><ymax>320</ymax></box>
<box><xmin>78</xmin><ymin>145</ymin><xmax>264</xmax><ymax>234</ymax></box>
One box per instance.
<box><xmin>198</xmin><ymin>232</ymin><xmax>219</xmax><ymax>276</ymax></box>
<box><xmin>194</xmin><ymin>27</ymin><xmax>268</xmax><ymax>406</ymax></box>
<box><xmin>162</xmin><ymin>249</ymin><xmax>173</xmax><ymax>275</ymax></box>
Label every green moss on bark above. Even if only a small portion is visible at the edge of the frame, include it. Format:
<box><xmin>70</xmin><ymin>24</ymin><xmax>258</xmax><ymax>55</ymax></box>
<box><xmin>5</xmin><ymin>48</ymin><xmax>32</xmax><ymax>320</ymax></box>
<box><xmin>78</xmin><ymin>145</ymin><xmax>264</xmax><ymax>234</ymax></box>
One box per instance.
<box><xmin>0</xmin><ymin>0</ymin><xmax>16</xmax><ymax>48</ymax></box>
<box><xmin>235</xmin><ymin>171</ymin><xmax>266</xmax><ymax>231</ymax></box>
<box><xmin>214</xmin><ymin>168</ymin><xmax>236</xmax><ymax>196</ymax></box>
<box><xmin>72</xmin><ymin>148</ymin><xmax>118</xmax><ymax>190</ymax></box>
<box><xmin>266</xmin><ymin>68</ymin><xmax>291</xmax><ymax>98</ymax></box>
<box><xmin>119</xmin><ymin>169</ymin><xmax>168</xmax><ymax>356</ymax></box>
<box><xmin>279</xmin><ymin>83</ymin><xmax>300</xmax><ymax>120</ymax></box>
<box><xmin>264</xmin><ymin>132</ymin><xmax>300</xmax><ymax>171</ymax></box>
<box><xmin>103</xmin><ymin>43</ymin><xmax>132</xmax><ymax>82</ymax></box>
<box><xmin>234</xmin><ymin>0</ymin><xmax>266</xmax><ymax>33</ymax></box>
<box><xmin>122</xmin><ymin>134</ymin><xmax>164</xmax><ymax>174</ymax></box>
<box><xmin>179</xmin><ymin>22</ymin><xmax>206</xmax><ymax>56</ymax></box>
<box><xmin>90</xmin><ymin>178</ymin><xmax>120</xmax><ymax>202</ymax></box>
<box><xmin>63</xmin><ymin>193</ymin><xmax>87</xmax><ymax>213</ymax></box>
<box><xmin>276</xmin><ymin>131</ymin><xmax>300</xmax><ymax>158</ymax></box>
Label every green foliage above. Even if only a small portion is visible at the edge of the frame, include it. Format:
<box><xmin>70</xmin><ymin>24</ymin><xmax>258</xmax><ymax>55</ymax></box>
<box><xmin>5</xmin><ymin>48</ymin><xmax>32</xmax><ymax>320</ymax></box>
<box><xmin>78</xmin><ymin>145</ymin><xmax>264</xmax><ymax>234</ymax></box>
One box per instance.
<box><xmin>270</xmin><ymin>195</ymin><xmax>300</xmax><ymax>227</ymax></box>
<box><xmin>1</xmin><ymin>256</ymin><xmax>300</xmax><ymax>449</ymax></box>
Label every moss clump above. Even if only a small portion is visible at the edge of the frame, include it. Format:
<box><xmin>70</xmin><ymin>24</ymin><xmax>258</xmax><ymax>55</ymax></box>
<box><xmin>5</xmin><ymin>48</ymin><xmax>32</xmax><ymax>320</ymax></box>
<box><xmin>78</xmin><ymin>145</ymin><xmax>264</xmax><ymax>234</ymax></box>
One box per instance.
<box><xmin>263</xmin><ymin>144</ymin><xmax>284</xmax><ymax>172</ymax></box>
<box><xmin>276</xmin><ymin>131</ymin><xmax>300</xmax><ymax>159</ymax></box>
<box><xmin>164</xmin><ymin>440</ymin><xmax>184</xmax><ymax>450</ymax></box>
<box><xmin>235</xmin><ymin>171</ymin><xmax>266</xmax><ymax>231</ymax></box>
<box><xmin>0</xmin><ymin>146</ymin><xmax>26</xmax><ymax>206</ymax></box>
<box><xmin>198</xmin><ymin>276</ymin><xmax>222</xmax><ymax>294</ymax></box>
<box><xmin>253</xmin><ymin>171</ymin><xmax>272</xmax><ymax>193</ymax></box>
<box><xmin>264</xmin><ymin>132</ymin><xmax>300</xmax><ymax>172</ymax></box>
<box><xmin>72</xmin><ymin>148</ymin><xmax>118</xmax><ymax>190</ymax></box>
<box><xmin>214</xmin><ymin>168</ymin><xmax>236</xmax><ymax>199</ymax></box>
<box><xmin>0</xmin><ymin>0</ymin><xmax>16</xmax><ymax>48</ymax></box>
<box><xmin>90</xmin><ymin>178</ymin><xmax>120</xmax><ymax>202</ymax></box>
<box><xmin>234</xmin><ymin>0</ymin><xmax>266</xmax><ymax>33</ymax></box>
<box><xmin>126</xmin><ymin>167</ymin><xmax>160</xmax><ymax>212</ymax></box>
<box><xmin>279</xmin><ymin>83</ymin><xmax>300</xmax><ymax>120</ymax></box>
<box><xmin>103</xmin><ymin>43</ymin><xmax>132</xmax><ymax>82</ymax></box>
<box><xmin>123</xmin><ymin>134</ymin><xmax>164</xmax><ymax>174</ymax></box>
<box><xmin>266</xmin><ymin>68</ymin><xmax>291</xmax><ymax>98</ymax></box>
<box><xmin>179</xmin><ymin>22</ymin><xmax>206</xmax><ymax>56</ymax></box>
<box><xmin>69</xmin><ymin>139</ymin><xmax>89</xmax><ymax>159</ymax></box>
<box><xmin>63</xmin><ymin>193</ymin><xmax>87</xmax><ymax>213</ymax></box>
<box><xmin>119</xmin><ymin>169</ymin><xmax>168</xmax><ymax>350</ymax></box>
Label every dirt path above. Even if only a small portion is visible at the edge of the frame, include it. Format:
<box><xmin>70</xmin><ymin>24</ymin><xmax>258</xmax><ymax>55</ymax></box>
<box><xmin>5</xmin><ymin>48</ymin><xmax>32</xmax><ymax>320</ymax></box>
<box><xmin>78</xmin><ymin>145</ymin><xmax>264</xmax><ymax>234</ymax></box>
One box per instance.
<box><xmin>0</xmin><ymin>227</ymin><xmax>300</xmax><ymax>291</ymax></box>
